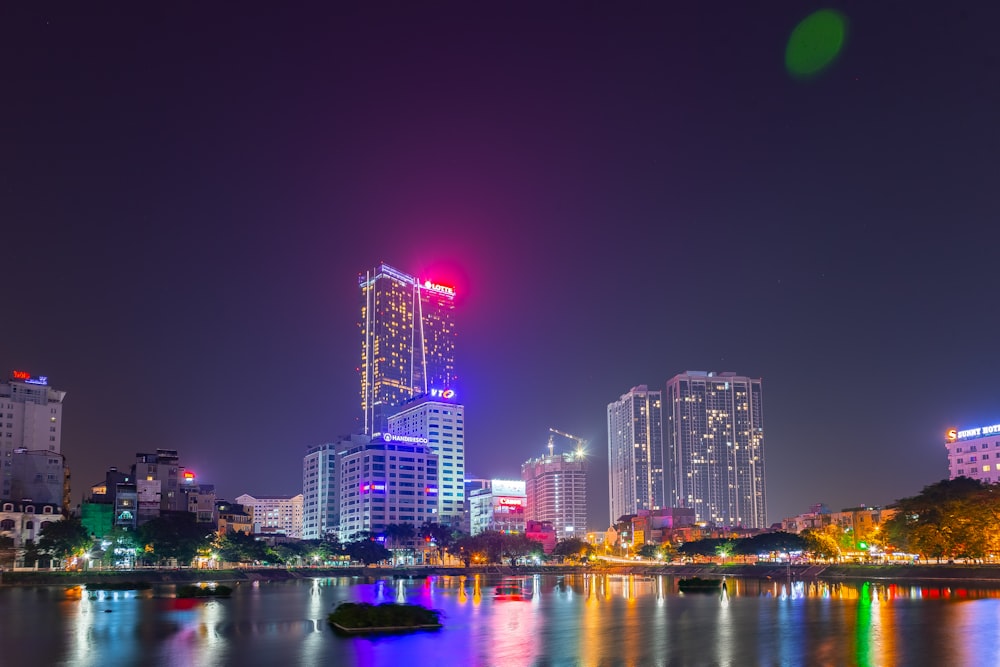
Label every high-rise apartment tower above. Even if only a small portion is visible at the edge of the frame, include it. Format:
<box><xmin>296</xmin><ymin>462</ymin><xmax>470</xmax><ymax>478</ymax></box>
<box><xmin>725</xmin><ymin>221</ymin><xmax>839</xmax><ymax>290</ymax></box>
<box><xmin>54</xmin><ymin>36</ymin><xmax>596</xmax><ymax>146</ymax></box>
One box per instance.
<box><xmin>664</xmin><ymin>371</ymin><xmax>766</xmax><ymax>529</ymax></box>
<box><xmin>607</xmin><ymin>385</ymin><xmax>664</xmax><ymax>524</ymax></box>
<box><xmin>359</xmin><ymin>263</ymin><xmax>456</xmax><ymax>434</ymax></box>
<box><xmin>522</xmin><ymin>450</ymin><xmax>588</xmax><ymax>540</ymax></box>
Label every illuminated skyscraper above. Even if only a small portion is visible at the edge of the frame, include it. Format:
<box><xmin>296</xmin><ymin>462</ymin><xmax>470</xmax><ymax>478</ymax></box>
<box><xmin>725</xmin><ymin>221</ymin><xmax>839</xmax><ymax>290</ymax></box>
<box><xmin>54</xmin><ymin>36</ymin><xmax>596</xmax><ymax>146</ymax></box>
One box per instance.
<box><xmin>664</xmin><ymin>371</ymin><xmax>766</xmax><ymax>529</ymax></box>
<box><xmin>359</xmin><ymin>263</ymin><xmax>456</xmax><ymax>434</ymax></box>
<box><xmin>522</xmin><ymin>449</ymin><xmax>588</xmax><ymax>540</ymax></box>
<box><xmin>387</xmin><ymin>393</ymin><xmax>465</xmax><ymax>528</ymax></box>
<box><xmin>607</xmin><ymin>386</ymin><xmax>664</xmax><ymax>524</ymax></box>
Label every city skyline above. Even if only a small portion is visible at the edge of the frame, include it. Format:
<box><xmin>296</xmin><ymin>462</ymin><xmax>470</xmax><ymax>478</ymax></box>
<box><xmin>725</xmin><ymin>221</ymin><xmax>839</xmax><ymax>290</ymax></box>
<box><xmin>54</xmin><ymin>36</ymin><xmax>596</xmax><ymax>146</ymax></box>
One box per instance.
<box><xmin>4</xmin><ymin>3</ymin><xmax>998</xmax><ymax>529</ymax></box>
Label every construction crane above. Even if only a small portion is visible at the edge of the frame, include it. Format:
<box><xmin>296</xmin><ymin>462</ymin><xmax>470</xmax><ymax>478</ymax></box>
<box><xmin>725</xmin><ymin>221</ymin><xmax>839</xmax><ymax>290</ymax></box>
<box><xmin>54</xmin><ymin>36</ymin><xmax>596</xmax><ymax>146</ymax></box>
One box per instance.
<box><xmin>548</xmin><ymin>428</ymin><xmax>588</xmax><ymax>459</ymax></box>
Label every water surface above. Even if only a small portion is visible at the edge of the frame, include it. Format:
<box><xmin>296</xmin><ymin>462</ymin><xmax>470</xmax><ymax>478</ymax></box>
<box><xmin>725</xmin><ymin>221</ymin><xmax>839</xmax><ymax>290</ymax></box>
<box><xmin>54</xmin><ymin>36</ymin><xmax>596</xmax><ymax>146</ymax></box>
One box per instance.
<box><xmin>3</xmin><ymin>574</ymin><xmax>999</xmax><ymax>666</ymax></box>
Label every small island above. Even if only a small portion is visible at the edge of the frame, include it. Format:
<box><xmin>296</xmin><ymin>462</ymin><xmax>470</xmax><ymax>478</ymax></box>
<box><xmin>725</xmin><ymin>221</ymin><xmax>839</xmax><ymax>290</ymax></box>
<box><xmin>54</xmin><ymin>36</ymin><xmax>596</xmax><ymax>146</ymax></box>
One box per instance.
<box><xmin>328</xmin><ymin>602</ymin><xmax>443</xmax><ymax>635</ymax></box>
<box><xmin>678</xmin><ymin>577</ymin><xmax>726</xmax><ymax>594</ymax></box>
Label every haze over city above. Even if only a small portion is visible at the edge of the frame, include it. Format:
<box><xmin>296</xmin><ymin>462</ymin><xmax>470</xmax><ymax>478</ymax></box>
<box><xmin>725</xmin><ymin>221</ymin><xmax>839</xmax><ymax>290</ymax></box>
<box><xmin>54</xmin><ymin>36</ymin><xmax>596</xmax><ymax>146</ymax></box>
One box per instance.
<box><xmin>4</xmin><ymin>3</ymin><xmax>999</xmax><ymax>530</ymax></box>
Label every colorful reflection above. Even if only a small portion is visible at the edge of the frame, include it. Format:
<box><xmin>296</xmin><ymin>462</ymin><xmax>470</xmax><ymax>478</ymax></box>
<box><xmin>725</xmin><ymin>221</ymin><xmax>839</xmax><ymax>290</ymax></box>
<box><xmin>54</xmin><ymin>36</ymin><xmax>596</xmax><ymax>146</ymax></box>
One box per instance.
<box><xmin>7</xmin><ymin>575</ymin><xmax>1000</xmax><ymax>666</ymax></box>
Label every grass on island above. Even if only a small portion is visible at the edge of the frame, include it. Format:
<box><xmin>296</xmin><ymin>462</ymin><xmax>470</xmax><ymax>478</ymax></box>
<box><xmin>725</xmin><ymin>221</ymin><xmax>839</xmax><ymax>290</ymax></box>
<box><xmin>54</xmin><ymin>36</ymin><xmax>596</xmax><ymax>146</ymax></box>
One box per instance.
<box><xmin>328</xmin><ymin>602</ymin><xmax>443</xmax><ymax>634</ymax></box>
<box><xmin>176</xmin><ymin>584</ymin><xmax>233</xmax><ymax>598</ymax></box>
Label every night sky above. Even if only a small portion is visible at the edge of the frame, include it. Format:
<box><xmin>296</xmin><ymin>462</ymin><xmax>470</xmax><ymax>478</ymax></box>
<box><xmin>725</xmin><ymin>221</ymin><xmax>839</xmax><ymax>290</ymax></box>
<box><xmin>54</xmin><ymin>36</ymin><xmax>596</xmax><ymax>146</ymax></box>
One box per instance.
<box><xmin>4</xmin><ymin>3</ymin><xmax>999</xmax><ymax>530</ymax></box>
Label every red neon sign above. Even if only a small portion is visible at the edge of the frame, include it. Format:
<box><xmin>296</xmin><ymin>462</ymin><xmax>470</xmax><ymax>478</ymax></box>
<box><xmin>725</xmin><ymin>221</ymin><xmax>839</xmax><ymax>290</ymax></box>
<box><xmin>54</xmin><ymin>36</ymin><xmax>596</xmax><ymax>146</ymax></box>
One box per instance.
<box><xmin>498</xmin><ymin>497</ymin><xmax>523</xmax><ymax>506</ymax></box>
<box><xmin>11</xmin><ymin>370</ymin><xmax>30</xmax><ymax>380</ymax></box>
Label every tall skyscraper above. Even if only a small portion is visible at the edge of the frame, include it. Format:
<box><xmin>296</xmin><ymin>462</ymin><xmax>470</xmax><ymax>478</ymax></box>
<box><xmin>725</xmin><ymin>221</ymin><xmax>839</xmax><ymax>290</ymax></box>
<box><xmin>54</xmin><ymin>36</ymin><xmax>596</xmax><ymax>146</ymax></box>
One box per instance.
<box><xmin>1</xmin><ymin>371</ymin><xmax>66</xmax><ymax>500</ymax></box>
<box><xmin>664</xmin><ymin>371</ymin><xmax>767</xmax><ymax>529</ymax></box>
<box><xmin>522</xmin><ymin>449</ymin><xmax>588</xmax><ymax>540</ymax></box>
<box><xmin>387</xmin><ymin>393</ymin><xmax>465</xmax><ymax>528</ymax></box>
<box><xmin>607</xmin><ymin>385</ymin><xmax>664</xmax><ymax>524</ymax></box>
<box><xmin>359</xmin><ymin>263</ymin><xmax>456</xmax><ymax>434</ymax></box>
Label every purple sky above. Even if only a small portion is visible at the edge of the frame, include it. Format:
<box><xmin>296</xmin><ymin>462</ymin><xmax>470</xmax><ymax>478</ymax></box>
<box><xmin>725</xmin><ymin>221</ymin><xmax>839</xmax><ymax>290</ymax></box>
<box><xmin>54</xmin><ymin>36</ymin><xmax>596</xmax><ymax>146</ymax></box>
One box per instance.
<box><xmin>3</xmin><ymin>2</ymin><xmax>999</xmax><ymax>529</ymax></box>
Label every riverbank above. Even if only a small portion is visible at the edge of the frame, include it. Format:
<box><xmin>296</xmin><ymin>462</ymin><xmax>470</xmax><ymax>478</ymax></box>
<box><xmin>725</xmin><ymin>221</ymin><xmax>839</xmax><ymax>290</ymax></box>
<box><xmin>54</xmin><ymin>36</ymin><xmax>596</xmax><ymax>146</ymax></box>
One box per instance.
<box><xmin>6</xmin><ymin>562</ymin><xmax>1000</xmax><ymax>587</ymax></box>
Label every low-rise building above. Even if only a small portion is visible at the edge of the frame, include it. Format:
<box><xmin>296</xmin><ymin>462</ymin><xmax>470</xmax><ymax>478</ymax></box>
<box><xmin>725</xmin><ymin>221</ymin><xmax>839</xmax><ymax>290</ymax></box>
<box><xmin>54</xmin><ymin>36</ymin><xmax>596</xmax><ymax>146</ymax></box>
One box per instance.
<box><xmin>525</xmin><ymin>519</ymin><xmax>557</xmax><ymax>554</ymax></box>
<box><xmin>0</xmin><ymin>500</ymin><xmax>63</xmax><ymax>548</ymax></box>
<box><xmin>235</xmin><ymin>493</ymin><xmax>303</xmax><ymax>538</ymax></box>
<box><xmin>216</xmin><ymin>500</ymin><xmax>253</xmax><ymax>535</ymax></box>
<box><xmin>469</xmin><ymin>479</ymin><xmax>526</xmax><ymax>536</ymax></box>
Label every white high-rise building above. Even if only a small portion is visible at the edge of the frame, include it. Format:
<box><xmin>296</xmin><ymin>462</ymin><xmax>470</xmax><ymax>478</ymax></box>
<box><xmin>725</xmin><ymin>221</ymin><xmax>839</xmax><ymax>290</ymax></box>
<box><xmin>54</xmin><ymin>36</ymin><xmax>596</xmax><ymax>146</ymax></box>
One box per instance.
<box><xmin>664</xmin><ymin>371</ymin><xmax>767</xmax><ymax>528</ymax></box>
<box><xmin>386</xmin><ymin>393</ymin><xmax>465</xmax><ymax>528</ymax></box>
<box><xmin>522</xmin><ymin>450</ymin><xmax>587</xmax><ymax>541</ymax></box>
<box><xmin>1</xmin><ymin>371</ymin><xmax>66</xmax><ymax>500</ymax></box>
<box><xmin>607</xmin><ymin>385</ymin><xmax>664</xmax><ymax>524</ymax></box>
<box><xmin>302</xmin><ymin>436</ymin><xmax>367</xmax><ymax>540</ymax></box>
<box><xmin>235</xmin><ymin>493</ymin><xmax>304</xmax><ymax>538</ymax></box>
<box><xmin>337</xmin><ymin>435</ymin><xmax>439</xmax><ymax>542</ymax></box>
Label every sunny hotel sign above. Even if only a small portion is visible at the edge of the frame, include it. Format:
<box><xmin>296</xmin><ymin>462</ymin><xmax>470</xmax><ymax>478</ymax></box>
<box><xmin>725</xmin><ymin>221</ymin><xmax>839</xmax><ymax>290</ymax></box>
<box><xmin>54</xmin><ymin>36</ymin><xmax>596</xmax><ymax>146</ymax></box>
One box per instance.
<box><xmin>946</xmin><ymin>423</ymin><xmax>1000</xmax><ymax>442</ymax></box>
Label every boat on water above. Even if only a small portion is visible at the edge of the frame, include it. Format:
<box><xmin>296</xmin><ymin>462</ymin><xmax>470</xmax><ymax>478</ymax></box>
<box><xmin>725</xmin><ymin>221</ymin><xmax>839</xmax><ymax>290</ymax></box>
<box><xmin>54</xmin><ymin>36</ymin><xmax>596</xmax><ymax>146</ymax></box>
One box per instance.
<box><xmin>494</xmin><ymin>578</ymin><xmax>531</xmax><ymax>601</ymax></box>
<box><xmin>677</xmin><ymin>577</ymin><xmax>727</xmax><ymax>594</ymax></box>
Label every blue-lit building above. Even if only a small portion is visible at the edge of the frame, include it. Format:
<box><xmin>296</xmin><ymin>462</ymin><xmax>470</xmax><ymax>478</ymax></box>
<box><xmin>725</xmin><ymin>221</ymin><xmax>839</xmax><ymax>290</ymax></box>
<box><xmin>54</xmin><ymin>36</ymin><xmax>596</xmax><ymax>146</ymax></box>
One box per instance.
<box><xmin>336</xmin><ymin>435</ymin><xmax>439</xmax><ymax>542</ymax></box>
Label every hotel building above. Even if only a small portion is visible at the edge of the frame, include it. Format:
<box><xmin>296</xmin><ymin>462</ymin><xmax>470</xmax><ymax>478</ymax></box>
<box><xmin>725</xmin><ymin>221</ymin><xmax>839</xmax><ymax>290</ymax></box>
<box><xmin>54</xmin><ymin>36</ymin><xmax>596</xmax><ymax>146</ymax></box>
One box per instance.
<box><xmin>664</xmin><ymin>371</ymin><xmax>767</xmax><ymax>529</ymax></box>
<box><xmin>607</xmin><ymin>386</ymin><xmax>665</xmax><ymax>524</ymax></box>
<box><xmin>522</xmin><ymin>450</ymin><xmax>587</xmax><ymax>540</ymax></box>
<box><xmin>302</xmin><ymin>436</ymin><xmax>367</xmax><ymax>540</ymax></box>
<box><xmin>387</xmin><ymin>394</ymin><xmax>465</xmax><ymax>528</ymax></box>
<box><xmin>235</xmin><ymin>493</ymin><xmax>304</xmax><ymax>538</ymax></box>
<box><xmin>337</xmin><ymin>435</ymin><xmax>439</xmax><ymax>542</ymax></box>
<box><xmin>1</xmin><ymin>371</ymin><xmax>66</xmax><ymax>500</ymax></box>
<box><xmin>359</xmin><ymin>263</ymin><xmax>456</xmax><ymax>434</ymax></box>
<box><xmin>945</xmin><ymin>422</ymin><xmax>1000</xmax><ymax>484</ymax></box>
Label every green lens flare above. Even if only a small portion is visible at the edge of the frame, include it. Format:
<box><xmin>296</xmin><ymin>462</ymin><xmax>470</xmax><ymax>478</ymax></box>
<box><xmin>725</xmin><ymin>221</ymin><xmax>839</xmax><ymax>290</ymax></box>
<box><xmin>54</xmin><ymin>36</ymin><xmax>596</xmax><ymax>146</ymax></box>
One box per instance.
<box><xmin>786</xmin><ymin>9</ymin><xmax>847</xmax><ymax>79</ymax></box>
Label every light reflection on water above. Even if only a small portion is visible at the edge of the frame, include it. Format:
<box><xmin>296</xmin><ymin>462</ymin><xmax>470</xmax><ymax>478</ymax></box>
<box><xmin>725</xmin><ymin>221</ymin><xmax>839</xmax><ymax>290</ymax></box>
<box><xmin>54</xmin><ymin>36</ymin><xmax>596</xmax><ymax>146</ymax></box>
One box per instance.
<box><xmin>4</xmin><ymin>575</ymin><xmax>1000</xmax><ymax>666</ymax></box>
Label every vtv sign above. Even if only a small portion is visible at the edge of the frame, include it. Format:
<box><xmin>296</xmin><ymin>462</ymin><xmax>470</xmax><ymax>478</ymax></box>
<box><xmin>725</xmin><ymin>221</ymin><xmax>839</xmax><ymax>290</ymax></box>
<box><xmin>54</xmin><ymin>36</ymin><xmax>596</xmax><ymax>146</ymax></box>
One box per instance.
<box><xmin>429</xmin><ymin>388</ymin><xmax>455</xmax><ymax>400</ymax></box>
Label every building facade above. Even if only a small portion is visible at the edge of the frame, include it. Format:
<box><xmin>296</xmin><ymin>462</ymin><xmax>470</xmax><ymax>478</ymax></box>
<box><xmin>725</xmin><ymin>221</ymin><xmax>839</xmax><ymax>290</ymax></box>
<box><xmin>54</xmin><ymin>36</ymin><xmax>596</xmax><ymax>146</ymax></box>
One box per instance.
<box><xmin>0</xmin><ymin>500</ymin><xmax>63</xmax><ymax>549</ymax></box>
<box><xmin>469</xmin><ymin>479</ymin><xmax>526</xmax><ymax>536</ymax></box>
<box><xmin>522</xmin><ymin>450</ymin><xmax>587</xmax><ymax>540</ymax></box>
<box><xmin>131</xmin><ymin>449</ymin><xmax>185</xmax><ymax>512</ymax></box>
<box><xmin>235</xmin><ymin>493</ymin><xmax>304</xmax><ymax>538</ymax></box>
<box><xmin>216</xmin><ymin>500</ymin><xmax>253</xmax><ymax>535</ymax></box>
<box><xmin>607</xmin><ymin>385</ymin><xmax>664</xmax><ymax>524</ymax></box>
<box><xmin>945</xmin><ymin>422</ymin><xmax>1000</xmax><ymax>484</ymax></box>
<box><xmin>302</xmin><ymin>435</ymin><xmax>368</xmax><ymax>540</ymax></box>
<box><xmin>337</xmin><ymin>436</ymin><xmax>439</xmax><ymax>542</ymax></box>
<box><xmin>10</xmin><ymin>449</ymin><xmax>66</xmax><ymax>508</ymax></box>
<box><xmin>664</xmin><ymin>371</ymin><xmax>767</xmax><ymax>528</ymax></box>
<box><xmin>1</xmin><ymin>371</ymin><xmax>66</xmax><ymax>500</ymax></box>
<box><xmin>359</xmin><ymin>263</ymin><xmax>456</xmax><ymax>434</ymax></box>
<box><xmin>387</xmin><ymin>394</ymin><xmax>465</xmax><ymax>527</ymax></box>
